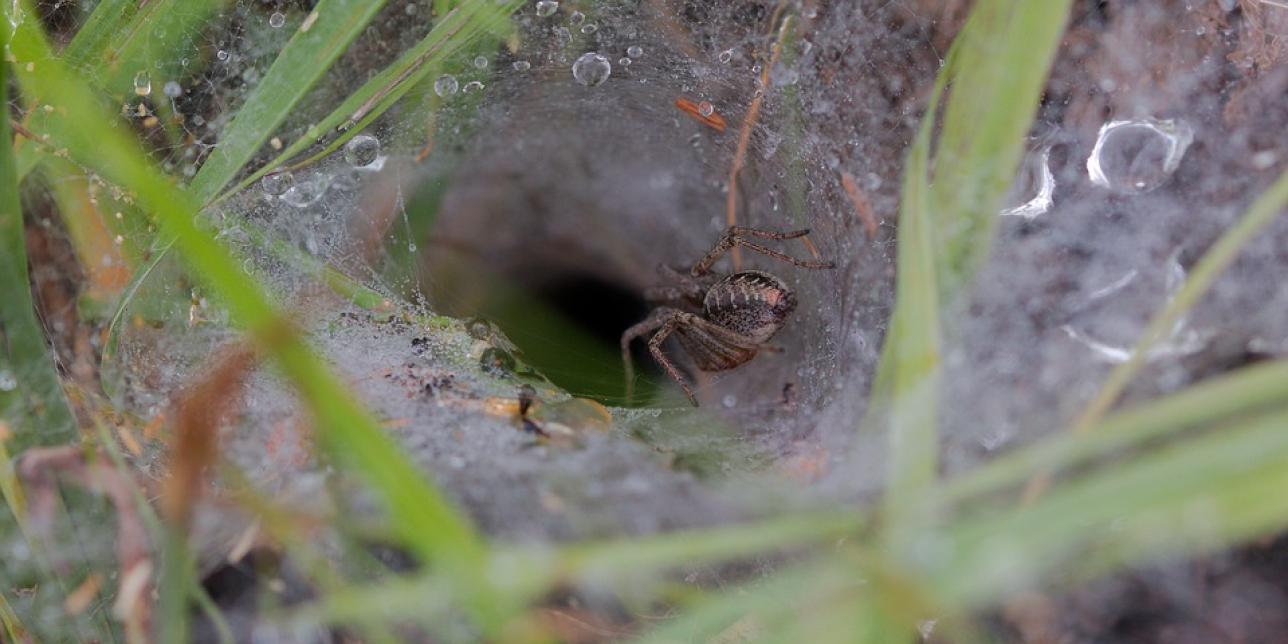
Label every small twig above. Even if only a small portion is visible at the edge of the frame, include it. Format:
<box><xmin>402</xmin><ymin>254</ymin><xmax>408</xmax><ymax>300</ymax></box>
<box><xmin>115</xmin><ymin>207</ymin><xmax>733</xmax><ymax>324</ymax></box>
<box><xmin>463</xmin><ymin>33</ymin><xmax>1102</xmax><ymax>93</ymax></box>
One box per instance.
<box><xmin>726</xmin><ymin>5</ymin><xmax>795</xmax><ymax>270</ymax></box>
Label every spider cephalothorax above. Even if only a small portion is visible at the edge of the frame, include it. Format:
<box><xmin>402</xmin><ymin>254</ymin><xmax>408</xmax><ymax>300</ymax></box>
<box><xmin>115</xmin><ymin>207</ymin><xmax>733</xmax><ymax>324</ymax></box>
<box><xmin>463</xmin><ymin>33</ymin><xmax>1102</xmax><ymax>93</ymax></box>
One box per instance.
<box><xmin>621</xmin><ymin>227</ymin><xmax>834</xmax><ymax>406</ymax></box>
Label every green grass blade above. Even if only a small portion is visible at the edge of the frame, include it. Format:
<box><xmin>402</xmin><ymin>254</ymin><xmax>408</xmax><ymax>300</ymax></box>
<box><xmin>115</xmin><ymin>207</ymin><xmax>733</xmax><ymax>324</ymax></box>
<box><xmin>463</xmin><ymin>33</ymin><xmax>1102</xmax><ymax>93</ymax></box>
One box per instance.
<box><xmin>871</xmin><ymin>0</ymin><xmax>1073</xmax><ymax>538</ymax></box>
<box><xmin>928</xmin><ymin>2</ymin><xmax>1074</xmax><ymax>291</ymax></box>
<box><xmin>936</xmin><ymin>407</ymin><xmax>1288</xmax><ymax>606</ymax></box>
<box><xmin>58</xmin><ymin>0</ymin><xmax>134</xmax><ymax>65</ymax></box>
<box><xmin>0</xmin><ymin>38</ymin><xmax>77</xmax><ymax>452</ymax></box>
<box><xmin>11</xmin><ymin>0</ymin><xmax>222</xmax><ymax>186</ymax></box>
<box><xmin>553</xmin><ymin>512</ymin><xmax>861</xmax><ymax>581</ymax></box>
<box><xmin>939</xmin><ymin>358</ymin><xmax>1288</xmax><ymax>506</ymax></box>
<box><xmin>62</xmin><ymin>0</ymin><xmax>225</xmax><ymax>97</ymax></box>
<box><xmin>208</xmin><ymin>0</ymin><xmax>523</xmax><ymax>207</ymax></box>
<box><xmin>1067</xmin><ymin>169</ymin><xmax>1288</xmax><ymax>436</ymax></box>
<box><xmin>188</xmin><ymin>0</ymin><xmax>391</xmax><ymax>202</ymax></box>
<box><xmin>878</xmin><ymin>105</ymin><xmax>941</xmax><ymax>528</ymax></box>
<box><xmin>634</xmin><ymin>561</ymin><xmax>840</xmax><ymax>644</ymax></box>
<box><xmin>298</xmin><ymin>512</ymin><xmax>863</xmax><ymax>634</ymax></box>
<box><xmin>0</xmin><ymin>588</ymin><xmax>26</xmax><ymax>644</ymax></box>
<box><xmin>7</xmin><ymin>0</ymin><xmax>501</xmax><ymax>626</ymax></box>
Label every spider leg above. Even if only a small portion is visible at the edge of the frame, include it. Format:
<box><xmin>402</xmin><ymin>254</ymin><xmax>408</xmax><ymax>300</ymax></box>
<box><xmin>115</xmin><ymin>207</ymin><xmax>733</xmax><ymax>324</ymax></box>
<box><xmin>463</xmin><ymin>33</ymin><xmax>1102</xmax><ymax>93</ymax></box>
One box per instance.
<box><xmin>647</xmin><ymin>318</ymin><xmax>700</xmax><ymax>406</ymax></box>
<box><xmin>621</xmin><ymin>307</ymin><xmax>680</xmax><ymax>404</ymax></box>
<box><xmin>644</xmin><ymin>284</ymin><xmax>702</xmax><ymax>304</ymax></box>
<box><xmin>728</xmin><ymin>226</ymin><xmax>812</xmax><ymax>241</ymax></box>
<box><xmin>646</xmin><ymin>265</ymin><xmax>710</xmax><ymax>306</ymax></box>
<box><xmin>690</xmin><ymin>226</ymin><xmax>837</xmax><ymax>276</ymax></box>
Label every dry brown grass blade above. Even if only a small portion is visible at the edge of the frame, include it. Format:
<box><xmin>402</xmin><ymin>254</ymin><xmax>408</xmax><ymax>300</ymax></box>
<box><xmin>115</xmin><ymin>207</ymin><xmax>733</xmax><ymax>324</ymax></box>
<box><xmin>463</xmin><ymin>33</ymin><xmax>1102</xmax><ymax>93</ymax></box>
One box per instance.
<box><xmin>840</xmin><ymin>171</ymin><xmax>880</xmax><ymax>240</ymax></box>
<box><xmin>162</xmin><ymin>343</ymin><xmax>257</xmax><ymax>531</ymax></box>
<box><xmin>17</xmin><ymin>446</ymin><xmax>155</xmax><ymax>640</ymax></box>
<box><xmin>725</xmin><ymin>3</ymin><xmax>794</xmax><ymax>270</ymax></box>
<box><xmin>675</xmin><ymin>97</ymin><xmax>728</xmax><ymax>132</ymax></box>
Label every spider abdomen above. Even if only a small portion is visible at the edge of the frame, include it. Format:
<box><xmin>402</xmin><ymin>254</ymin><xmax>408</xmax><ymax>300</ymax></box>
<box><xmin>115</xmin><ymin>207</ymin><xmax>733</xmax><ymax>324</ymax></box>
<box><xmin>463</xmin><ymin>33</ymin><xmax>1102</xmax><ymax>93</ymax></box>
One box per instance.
<box><xmin>702</xmin><ymin>270</ymin><xmax>797</xmax><ymax>345</ymax></box>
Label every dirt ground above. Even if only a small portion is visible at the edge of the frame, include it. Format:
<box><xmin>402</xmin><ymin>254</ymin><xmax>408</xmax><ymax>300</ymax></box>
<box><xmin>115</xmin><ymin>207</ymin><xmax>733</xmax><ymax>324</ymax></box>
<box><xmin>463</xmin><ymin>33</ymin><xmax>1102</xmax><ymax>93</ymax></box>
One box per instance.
<box><xmin>16</xmin><ymin>0</ymin><xmax>1288</xmax><ymax>641</ymax></box>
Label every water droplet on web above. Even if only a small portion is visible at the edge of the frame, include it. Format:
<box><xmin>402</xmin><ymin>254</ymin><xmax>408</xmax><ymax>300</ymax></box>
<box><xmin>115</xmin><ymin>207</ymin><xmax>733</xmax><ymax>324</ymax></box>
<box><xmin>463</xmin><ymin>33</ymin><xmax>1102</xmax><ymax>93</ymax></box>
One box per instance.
<box><xmin>162</xmin><ymin>80</ymin><xmax>182</xmax><ymax>98</ymax></box>
<box><xmin>513</xmin><ymin>60</ymin><xmax>531</xmax><ymax>71</ymax></box>
<box><xmin>269</xmin><ymin>12</ymin><xmax>286</xmax><ymax>28</ymax></box>
<box><xmin>581</xmin><ymin>23</ymin><xmax>597</xmax><ymax>34</ymax></box>
<box><xmin>569</xmin><ymin>11</ymin><xmax>585</xmax><ymax>25</ymax></box>
<box><xmin>721</xmin><ymin>394</ymin><xmax>737</xmax><ymax>408</ymax></box>
<box><xmin>261</xmin><ymin>171</ymin><xmax>295</xmax><ymax>197</ymax></box>
<box><xmin>463</xmin><ymin>80</ymin><xmax>485</xmax><ymax>93</ymax></box>
<box><xmin>216</xmin><ymin>49</ymin><xmax>229</xmax><ymax>61</ymax></box>
<box><xmin>434</xmin><ymin>74</ymin><xmax>459</xmax><ymax>97</ymax></box>
<box><xmin>281</xmin><ymin>176</ymin><xmax>327</xmax><ymax>208</ymax></box>
<box><xmin>480</xmin><ymin>347</ymin><xmax>516</xmax><ymax>375</ymax></box>
<box><xmin>535</xmin><ymin>0</ymin><xmax>558</xmax><ymax>17</ymax></box>
<box><xmin>572</xmin><ymin>52</ymin><xmax>611</xmax><ymax>86</ymax></box>
<box><xmin>697</xmin><ymin>101</ymin><xmax>714</xmax><ymax>117</ymax></box>
<box><xmin>343</xmin><ymin>134</ymin><xmax>381</xmax><ymax>168</ymax></box>
<box><xmin>719</xmin><ymin>49</ymin><xmax>733</xmax><ymax>64</ymax></box>
<box><xmin>473</xmin><ymin>55</ymin><xmax>489</xmax><ymax>69</ymax></box>
<box><xmin>0</xmin><ymin>370</ymin><xmax>16</xmax><ymax>392</ymax></box>
<box><xmin>1087</xmin><ymin>118</ymin><xmax>1193</xmax><ymax>194</ymax></box>
<box><xmin>133</xmin><ymin>71</ymin><xmax>152</xmax><ymax>96</ymax></box>
<box><xmin>1000</xmin><ymin>146</ymin><xmax>1055</xmax><ymax>220</ymax></box>
<box><xmin>619</xmin><ymin>57</ymin><xmax>632</xmax><ymax>66</ymax></box>
<box><xmin>627</xmin><ymin>45</ymin><xmax>643</xmax><ymax>58</ymax></box>
<box><xmin>1061</xmin><ymin>250</ymin><xmax>1206</xmax><ymax>363</ymax></box>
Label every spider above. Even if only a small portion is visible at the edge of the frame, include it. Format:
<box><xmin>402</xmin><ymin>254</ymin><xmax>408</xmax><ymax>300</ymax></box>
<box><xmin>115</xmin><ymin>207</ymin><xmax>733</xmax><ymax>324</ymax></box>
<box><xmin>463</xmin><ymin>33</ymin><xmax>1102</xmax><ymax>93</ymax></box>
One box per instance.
<box><xmin>621</xmin><ymin>226</ymin><xmax>835</xmax><ymax>406</ymax></box>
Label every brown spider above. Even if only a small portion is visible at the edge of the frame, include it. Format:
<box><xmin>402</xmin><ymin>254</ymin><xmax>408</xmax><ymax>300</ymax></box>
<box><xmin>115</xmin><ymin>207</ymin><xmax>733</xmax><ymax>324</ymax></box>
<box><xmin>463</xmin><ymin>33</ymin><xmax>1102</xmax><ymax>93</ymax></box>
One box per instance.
<box><xmin>621</xmin><ymin>226</ymin><xmax>835</xmax><ymax>406</ymax></box>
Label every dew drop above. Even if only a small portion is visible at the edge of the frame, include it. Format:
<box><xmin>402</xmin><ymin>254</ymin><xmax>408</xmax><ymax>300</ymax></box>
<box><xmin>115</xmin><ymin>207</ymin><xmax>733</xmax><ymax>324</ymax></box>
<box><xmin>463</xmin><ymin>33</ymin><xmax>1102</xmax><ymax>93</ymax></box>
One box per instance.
<box><xmin>569</xmin><ymin>10</ymin><xmax>585</xmax><ymax>25</ymax></box>
<box><xmin>473</xmin><ymin>55</ymin><xmax>489</xmax><ymax>69</ymax></box>
<box><xmin>343</xmin><ymin>134</ymin><xmax>381</xmax><ymax>168</ymax></box>
<box><xmin>132</xmin><ymin>71</ymin><xmax>152</xmax><ymax>96</ymax></box>
<box><xmin>268</xmin><ymin>11</ymin><xmax>285</xmax><ymax>28</ymax></box>
<box><xmin>261</xmin><ymin>171</ymin><xmax>295</xmax><ymax>197</ymax></box>
<box><xmin>1087</xmin><ymin>118</ymin><xmax>1193</xmax><ymax>194</ymax></box>
<box><xmin>572</xmin><ymin>52</ymin><xmax>611</xmax><ymax>86</ymax></box>
<box><xmin>535</xmin><ymin>0</ymin><xmax>558</xmax><ymax>17</ymax></box>
<box><xmin>463</xmin><ymin>80</ymin><xmax>485</xmax><ymax>93</ymax></box>
<box><xmin>581</xmin><ymin>23</ymin><xmax>597</xmax><ymax>34</ymax></box>
<box><xmin>721</xmin><ymin>394</ymin><xmax>737</xmax><ymax>408</ymax></box>
<box><xmin>619</xmin><ymin>57</ymin><xmax>632</xmax><ymax>66</ymax></box>
<box><xmin>697</xmin><ymin>101</ymin><xmax>714</xmax><ymax>117</ymax></box>
<box><xmin>1000</xmin><ymin>146</ymin><xmax>1055</xmax><ymax>220</ymax></box>
<box><xmin>512</xmin><ymin>60</ymin><xmax>531</xmax><ymax>71</ymax></box>
<box><xmin>162</xmin><ymin>80</ymin><xmax>182</xmax><ymax>98</ymax></box>
<box><xmin>0</xmin><ymin>370</ymin><xmax>16</xmax><ymax>392</ymax></box>
<box><xmin>719</xmin><ymin>49</ymin><xmax>733</xmax><ymax>64</ymax></box>
<box><xmin>280</xmin><ymin>177</ymin><xmax>326</xmax><ymax>208</ymax></box>
<box><xmin>216</xmin><ymin>49</ymin><xmax>229</xmax><ymax>61</ymax></box>
<box><xmin>627</xmin><ymin>45</ymin><xmax>643</xmax><ymax>58</ymax></box>
<box><xmin>434</xmin><ymin>74</ymin><xmax>459</xmax><ymax>97</ymax></box>
<box><xmin>480</xmin><ymin>347</ymin><xmax>516</xmax><ymax>376</ymax></box>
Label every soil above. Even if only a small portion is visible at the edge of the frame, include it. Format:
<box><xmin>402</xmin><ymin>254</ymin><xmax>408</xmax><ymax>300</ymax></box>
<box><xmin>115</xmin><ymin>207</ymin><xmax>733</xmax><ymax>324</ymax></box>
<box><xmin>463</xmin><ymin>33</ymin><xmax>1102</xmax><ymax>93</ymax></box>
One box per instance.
<box><xmin>13</xmin><ymin>0</ymin><xmax>1288</xmax><ymax>641</ymax></box>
